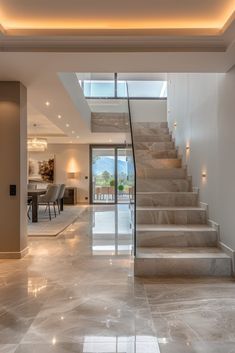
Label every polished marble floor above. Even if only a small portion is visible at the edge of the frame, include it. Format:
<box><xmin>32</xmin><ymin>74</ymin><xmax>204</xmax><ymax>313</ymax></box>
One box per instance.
<box><xmin>0</xmin><ymin>205</ymin><xmax>235</xmax><ymax>352</ymax></box>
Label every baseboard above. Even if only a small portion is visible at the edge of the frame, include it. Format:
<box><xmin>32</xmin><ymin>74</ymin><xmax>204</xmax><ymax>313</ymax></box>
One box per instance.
<box><xmin>192</xmin><ymin>186</ymin><xmax>199</xmax><ymax>194</ymax></box>
<box><xmin>208</xmin><ymin>219</ymin><xmax>220</xmax><ymax>235</ymax></box>
<box><xmin>0</xmin><ymin>246</ymin><xmax>29</xmax><ymax>259</ymax></box>
<box><xmin>219</xmin><ymin>241</ymin><xmax>235</xmax><ymax>275</ymax></box>
<box><xmin>200</xmin><ymin>202</ymin><xmax>208</xmax><ymax>219</ymax></box>
<box><xmin>200</xmin><ymin>202</ymin><xmax>209</xmax><ymax>212</ymax></box>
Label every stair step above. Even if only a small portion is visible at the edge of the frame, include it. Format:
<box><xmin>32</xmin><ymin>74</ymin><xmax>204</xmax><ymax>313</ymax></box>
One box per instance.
<box><xmin>136</xmin><ymin>224</ymin><xmax>217</xmax><ymax>247</ymax></box>
<box><xmin>133</xmin><ymin>121</ymin><xmax>232</xmax><ymax>278</ymax></box>
<box><xmin>137</xmin><ymin>167</ymin><xmax>186</xmax><ymax>179</ymax></box>
<box><xmin>137</xmin><ymin>179</ymin><xmax>191</xmax><ymax>192</ymax></box>
<box><xmin>134</xmin><ymin>141</ymin><xmax>175</xmax><ymax>151</ymax></box>
<box><xmin>136</xmin><ymin>206</ymin><xmax>207</xmax><ymax>225</ymax></box>
<box><xmin>136</xmin><ymin>191</ymin><xmax>198</xmax><ymax>206</ymax></box>
<box><xmin>134</xmin><ymin>247</ymin><xmax>232</xmax><ymax>277</ymax></box>
<box><xmin>135</xmin><ymin>149</ymin><xmax>177</xmax><ymax>159</ymax></box>
<box><xmin>134</xmin><ymin>134</ymin><xmax>172</xmax><ymax>142</ymax></box>
<box><xmin>133</xmin><ymin>122</ymin><xmax>168</xmax><ymax>129</ymax></box>
<box><xmin>133</xmin><ymin>127</ymin><xmax>169</xmax><ymax>135</ymax></box>
<box><xmin>136</xmin><ymin>158</ymin><xmax>182</xmax><ymax>169</ymax></box>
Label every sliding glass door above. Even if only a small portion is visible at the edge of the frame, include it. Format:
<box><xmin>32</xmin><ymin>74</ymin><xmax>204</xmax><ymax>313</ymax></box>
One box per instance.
<box><xmin>91</xmin><ymin>147</ymin><xmax>115</xmax><ymax>204</ymax></box>
<box><xmin>90</xmin><ymin>146</ymin><xmax>133</xmax><ymax>204</ymax></box>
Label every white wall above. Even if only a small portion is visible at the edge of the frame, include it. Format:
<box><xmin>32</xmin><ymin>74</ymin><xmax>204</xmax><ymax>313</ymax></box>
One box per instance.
<box><xmin>29</xmin><ymin>144</ymin><xmax>90</xmax><ymax>203</ymax></box>
<box><xmin>217</xmin><ymin>67</ymin><xmax>235</xmax><ymax>252</ymax></box>
<box><xmin>167</xmin><ymin>69</ymin><xmax>235</xmax><ymax>251</ymax></box>
<box><xmin>130</xmin><ymin>99</ymin><xmax>167</xmax><ymax>122</ymax></box>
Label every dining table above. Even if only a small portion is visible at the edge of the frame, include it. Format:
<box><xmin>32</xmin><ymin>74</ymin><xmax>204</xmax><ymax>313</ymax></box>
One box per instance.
<box><xmin>28</xmin><ymin>189</ymin><xmax>46</xmax><ymax>223</ymax></box>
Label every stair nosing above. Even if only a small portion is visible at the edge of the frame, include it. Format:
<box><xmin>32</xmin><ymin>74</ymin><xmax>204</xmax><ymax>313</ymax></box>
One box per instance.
<box><xmin>136</xmin><ymin>206</ymin><xmax>205</xmax><ymax>211</ymax></box>
<box><xmin>136</xmin><ymin>191</ymin><xmax>197</xmax><ymax>194</ymax></box>
<box><xmin>136</xmin><ymin>247</ymin><xmax>230</xmax><ymax>259</ymax></box>
<box><xmin>136</xmin><ymin>224</ymin><xmax>215</xmax><ymax>231</ymax></box>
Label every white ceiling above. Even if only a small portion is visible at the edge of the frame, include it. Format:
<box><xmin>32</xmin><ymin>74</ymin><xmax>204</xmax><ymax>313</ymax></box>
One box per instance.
<box><xmin>0</xmin><ymin>52</ymin><xmax>234</xmax><ymax>145</ymax></box>
<box><xmin>0</xmin><ymin>1</ymin><xmax>233</xmax><ymax>145</ymax></box>
<box><xmin>28</xmin><ymin>103</ymin><xmax>65</xmax><ymax>137</ymax></box>
<box><xmin>0</xmin><ymin>50</ymin><xmax>233</xmax><ymax>142</ymax></box>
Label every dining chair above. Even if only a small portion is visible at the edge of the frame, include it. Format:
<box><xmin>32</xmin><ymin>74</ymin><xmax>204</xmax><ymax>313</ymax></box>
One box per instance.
<box><xmin>38</xmin><ymin>184</ymin><xmax>60</xmax><ymax>220</ymax></box>
<box><xmin>27</xmin><ymin>184</ymin><xmax>37</xmax><ymax>219</ymax></box>
<box><xmin>56</xmin><ymin>184</ymin><xmax>66</xmax><ymax>214</ymax></box>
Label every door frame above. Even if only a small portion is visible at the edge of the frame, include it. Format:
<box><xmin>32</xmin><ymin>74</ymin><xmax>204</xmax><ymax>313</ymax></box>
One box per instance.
<box><xmin>89</xmin><ymin>144</ymin><xmax>127</xmax><ymax>204</ymax></box>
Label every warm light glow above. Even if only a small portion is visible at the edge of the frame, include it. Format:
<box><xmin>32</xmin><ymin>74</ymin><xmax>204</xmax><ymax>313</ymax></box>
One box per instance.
<box><xmin>1</xmin><ymin>18</ymin><xmax>234</xmax><ymax>31</ymax></box>
<box><xmin>186</xmin><ymin>145</ymin><xmax>190</xmax><ymax>151</ymax></box>
<box><xmin>45</xmin><ymin>101</ymin><xmax>50</xmax><ymax>106</ymax></box>
<box><xmin>202</xmin><ymin>172</ymin><xmax>207</xmax><ymax>178</ymax></box>
<box><xmin>67</xmin><ymin>157</ymin><xmax>79</xmax><ymax>174</ymax></box>
<box><xmin>66</xmin><ymin>123</ymin><xmax>70</xmax><ymax>127</ymax></box>
<box><xmin>27</xmin><ymin>138</ymin><xmax>48</xmax><ymax>152</ymax></box>
<box><xmin>58</xmin><ymin>114</ymin><xmax>62</xmax><ymax>119</ymax></box>
<box><xmin>0</xmin><ymin>1</ymin><xmax>234</xmax><ymax>31</ymax></box>
<box><xmin>174</xmin><ymin>122</ymin><xmax>177</xmax><ymax>128</ymax></box>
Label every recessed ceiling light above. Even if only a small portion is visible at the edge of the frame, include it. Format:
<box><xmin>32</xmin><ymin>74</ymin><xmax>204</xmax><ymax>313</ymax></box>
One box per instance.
<box><xmin>58</xmin><ymin>115</ymin><xmax>62</xmax><ymax>119</ymax></box>
<box><xmin>66</xmin><ymin>123</ymin><xmax>70</xmax><ymax>128</ymax></box>
<box><xmin>72</xmin><ymin>131</ymin><xmax>75</xmax><ymax>134</ymax></box>
<box><xmin>45</xmin><ymin>101</ymin><xmax>50</xmax><ymax>106</ymax></box>
<box><xmin>76</xmin><ymin>136</ymin><xmax>80</xmax><ymax>139</ymax></box>
<box><xmin>109</xmin><ymin>139</ymin><xmax>112</xmax><ymax>142</ymax></box>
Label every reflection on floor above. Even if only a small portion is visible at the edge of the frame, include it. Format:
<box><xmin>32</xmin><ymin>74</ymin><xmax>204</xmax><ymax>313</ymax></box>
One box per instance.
<box><xmin>91</xmin><ymin>204</ymin><xmax>132</xmax><ymax>255</ymax></box>
<box><xmin>0</xmin><ymin>205</ymin><xmax>235</xmax><ymax>353</ymax></box>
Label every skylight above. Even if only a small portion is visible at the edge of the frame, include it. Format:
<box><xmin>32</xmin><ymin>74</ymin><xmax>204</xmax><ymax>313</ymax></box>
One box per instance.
<box><xmin>77</xmin><ymin>73</ymin><xmax>167</xmax><ymax>99</ymax></box>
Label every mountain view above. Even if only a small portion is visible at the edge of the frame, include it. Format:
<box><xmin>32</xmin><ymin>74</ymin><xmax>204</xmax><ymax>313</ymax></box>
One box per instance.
<box><xmin>93</xmin><ymin>157</ymin><xmax>127</xmax><ymax>175</ymax></box>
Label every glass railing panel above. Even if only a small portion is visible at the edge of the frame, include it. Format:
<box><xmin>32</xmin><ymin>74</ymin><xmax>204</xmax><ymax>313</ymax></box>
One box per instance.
<box><xmin>123</xmin><ymin>95</ymin><xmax>136</xmax><ymax>257</ymax></box>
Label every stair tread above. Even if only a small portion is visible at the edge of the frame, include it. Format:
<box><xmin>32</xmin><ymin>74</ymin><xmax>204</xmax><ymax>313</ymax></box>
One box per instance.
<box><xmin>137</xmin><ymin>158</ymin><xmax>180</xmax><ymax>160</ymax></box>
<box><xmin>136</xmin><ymin>191</ymin><xmax>197</xmax><ymax>195</ymax></box>
<box><xmin>136</xmin><ymin>148</ymin><xmax>176</xmax><ymax>152</ymax></box>
<box><xmin>137</xmin><ymin>206</ymin><xmax>205</xmax><ymax>211</ymax></box>
<box><xmin>137</xmin><ymin>247</ymin><xmax>230</xmax><ymax>259</ymax></box>
<box><xmin>137</xmin><ymin>224</ymin><xmax>215</xmax><ymax>232</ymax></box>
<box><xmin>137</xmin><ymin>167</ymin><xmax>185</xmax><ymax>170</ymax></box>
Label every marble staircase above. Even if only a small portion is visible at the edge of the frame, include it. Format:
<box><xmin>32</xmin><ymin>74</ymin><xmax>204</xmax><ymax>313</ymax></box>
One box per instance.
<box><xmin>133</xmin><ymin>122</ymin><xmax>232</xmax><ymax>277</ymax></box>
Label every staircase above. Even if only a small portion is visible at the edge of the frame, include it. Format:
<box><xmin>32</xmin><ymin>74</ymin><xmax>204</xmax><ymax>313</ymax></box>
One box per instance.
<box><xmin>133</xmin><ymin>122</ymin><xmax>232</xmax><ymax>277</ymax></box>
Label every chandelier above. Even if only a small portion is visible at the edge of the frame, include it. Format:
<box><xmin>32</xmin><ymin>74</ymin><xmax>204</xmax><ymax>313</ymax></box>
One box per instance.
<box><xmin>27</xmin><ymin>138</ymin><xmax>48</xmax><ymax>152</ymax></box>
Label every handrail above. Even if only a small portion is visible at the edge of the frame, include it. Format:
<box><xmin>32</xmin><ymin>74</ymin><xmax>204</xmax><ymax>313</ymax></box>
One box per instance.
<box><xmin>126</xmin><ymin>82</ymin><xmax>137</xmax><ymax>257</ymax></box>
